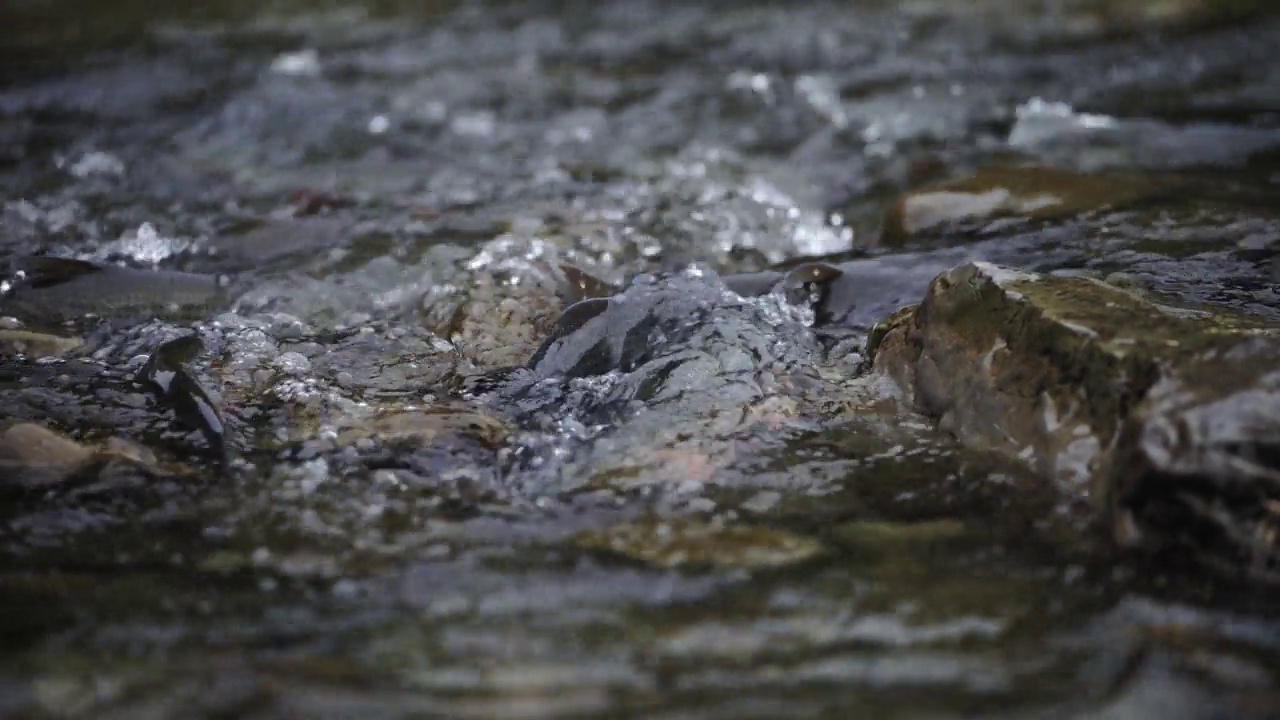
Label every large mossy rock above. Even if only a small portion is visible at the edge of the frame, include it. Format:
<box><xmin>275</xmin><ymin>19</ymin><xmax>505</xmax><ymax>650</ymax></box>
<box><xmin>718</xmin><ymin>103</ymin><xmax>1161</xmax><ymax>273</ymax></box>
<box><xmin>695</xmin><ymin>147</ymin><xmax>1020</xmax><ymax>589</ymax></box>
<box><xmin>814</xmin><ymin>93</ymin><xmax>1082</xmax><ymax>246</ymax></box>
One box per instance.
<box><xmin>870</xmin><ymin>261</ymin><xmax>1280</xmax><ymax>582</ymax></box>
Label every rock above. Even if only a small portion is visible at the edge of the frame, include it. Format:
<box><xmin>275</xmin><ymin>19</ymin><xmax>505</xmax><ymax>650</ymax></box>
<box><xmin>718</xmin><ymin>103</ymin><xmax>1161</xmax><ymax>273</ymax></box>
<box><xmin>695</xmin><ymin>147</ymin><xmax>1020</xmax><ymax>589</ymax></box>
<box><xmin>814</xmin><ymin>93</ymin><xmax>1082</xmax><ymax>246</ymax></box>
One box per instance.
<box><xmin>0</xmin><ymin>423</ymin><xmax>163</xmax><ymax>489</ymax></box>
<box><xmin>1049</xmin><ymin>0</ymin><xmax>1277</xmax><ymax>33</ymax></box>
<box><xmin>474</xmin><ymin>268</ymin><xmax>853</xmax><ymax>495</ymax></box>
<box><xmin>307</xmin><ymin>327</ymin><xmax>466</xmax><ymax>393</ymax></box>
<box><xmin>100</xmin><ymin>436</ymin><xmax>159</xmax><ymax>467</ymax></box>
<box><xmin>831</xmin><ymin>519</ymin><xmax>969</xmax><ymax>558</ymax></box>
<box><xmin>971</xmin><ymin>0</ymin><xmax>1279</xmax><ymax>46</ymax></box>
<box><xmin>336</xmin><ymin>407</ymin><xmax>509</xmax><ymax>448</ymax></box>
<box><xmin>870</xmin><ymin>261</ymin><xmax>1280</xmax><ymax>581</ymax></box>
<box><xmin>443</xmin><ymin>275</ymin><xmax>564</xmax><ymax>369</ymax></box>
<box><xmin>881</xmin><ymin>166</ymin><xmax>1174</xmax><ymax>243</ymax></box>
<box><xmin>0</xmin><ymin>423</ymin><xmax>96</xmax><ymax>487</ymax></box>
<box><xmin>419</xmin><ymin>236</ymin><xmax>572</xmax><ymax>370</ymax></box>
<box><xmin>574</xmin><ymin>516</ymin><xmax>824</xmax><ymax>570</ymax></box>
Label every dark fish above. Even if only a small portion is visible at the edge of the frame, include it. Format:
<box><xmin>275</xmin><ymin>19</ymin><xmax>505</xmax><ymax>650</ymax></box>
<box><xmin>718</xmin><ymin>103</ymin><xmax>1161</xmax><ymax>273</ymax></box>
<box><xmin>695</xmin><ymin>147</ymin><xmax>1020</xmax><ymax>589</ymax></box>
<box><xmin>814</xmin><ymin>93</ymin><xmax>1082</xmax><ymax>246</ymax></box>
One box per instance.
<box><xmin>722</xmin><ymin>262</ymin><xmax>843</xmax><ymax>297</ymax></box>
<box><xmin>1</xmin><ymin>256</ymin><xmax>228</xmax><ymax>325</ymax></box>
<box><xmin>782</xmin><ymin>262</ymin><xmax>843</xmax><ymax>286</ymax></box>
<box><xmin>724</xmin><ymin>262</ymin><xmax>845</xmax><ymax>324</ymax></box>
<box><xmin>136</xmin><ymin>333</ymin><xmax>228</xmax><ymax>465</ymax></box>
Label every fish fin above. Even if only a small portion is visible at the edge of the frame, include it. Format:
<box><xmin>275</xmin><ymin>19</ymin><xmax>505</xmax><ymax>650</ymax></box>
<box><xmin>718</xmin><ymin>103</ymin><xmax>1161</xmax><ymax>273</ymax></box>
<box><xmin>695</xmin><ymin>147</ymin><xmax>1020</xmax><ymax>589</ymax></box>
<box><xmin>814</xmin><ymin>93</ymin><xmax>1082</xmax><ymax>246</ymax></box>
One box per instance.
<box><xmin>559</xmin><ymin>264</ymin><xmax>619</xmax><ymax>303</ymax></box>
<box><xmin>553</xmin><ymin>297</ymin><xmax>611</xmax><ymax>336</ymax></box>
<box><xmin>525</xmin><ymin>298</ymin><xmax>612</xmax><ymax>369</ymax></box>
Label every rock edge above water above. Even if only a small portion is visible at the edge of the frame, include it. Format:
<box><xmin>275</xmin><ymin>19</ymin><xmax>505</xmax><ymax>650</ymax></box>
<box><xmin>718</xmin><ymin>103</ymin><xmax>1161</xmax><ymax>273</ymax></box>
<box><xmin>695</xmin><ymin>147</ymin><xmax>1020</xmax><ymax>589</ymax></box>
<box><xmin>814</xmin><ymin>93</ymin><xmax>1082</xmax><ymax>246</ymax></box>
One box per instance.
<box><xmin>870</xmin><ymin>261</ymin><xmax>1280</xmax><ymax>583</ymax></box>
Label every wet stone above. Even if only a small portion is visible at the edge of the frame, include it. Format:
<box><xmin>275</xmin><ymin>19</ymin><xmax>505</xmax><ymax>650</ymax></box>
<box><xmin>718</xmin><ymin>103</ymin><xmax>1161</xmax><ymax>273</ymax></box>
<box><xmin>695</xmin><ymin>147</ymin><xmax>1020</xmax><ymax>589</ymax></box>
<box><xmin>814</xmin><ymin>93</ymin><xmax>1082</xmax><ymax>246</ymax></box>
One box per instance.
<box><xmin>0</xmin><ymin>423</ymin><xmax>95</xmax><ymax>488</ymax></box>
<box><xmin>308</xmin><ymin>325</ymin><xmax>468</xmax><ymax>395</ymax></box>
<box><xmin>871</xmin><ymin>260</ymin><xmax>1280</xmax><ymax>581</ymax></box>
<box><xmin>829</xmin><ymin>519</ymin><xmax>974</xmax><ymax>573</ymax></box>
<box><xmin>335</xmin><ymin>407</ymin><xmax>509</xmax><ymax>449</ymax></box>
<box><xmin>471</xmin><ymin>268</ymin><xmax>869</xmax><ymax>497</ymax></box>
<box><xmin>419</xmin><ymin>236</ymin><xmax>573</xmax><ymax>371</ymax></box>
<box><xmin>0</xmin><ymin>422</ymin><xmax>168</xmax><ymax>490</ymax></box>
<box><xmin>574</xmin><ymin>516</ymin><xmax>825</xmax><ymax>571</ymax></box>
<box><xmin>881</xmin><ymin>165</ymin><xmax>1180</xmax><ymax>243</ymax></box>
<box><xmin>521</xmin><ymin>269</ymin><xmax>825</xmax><ymax>387</ymax></box>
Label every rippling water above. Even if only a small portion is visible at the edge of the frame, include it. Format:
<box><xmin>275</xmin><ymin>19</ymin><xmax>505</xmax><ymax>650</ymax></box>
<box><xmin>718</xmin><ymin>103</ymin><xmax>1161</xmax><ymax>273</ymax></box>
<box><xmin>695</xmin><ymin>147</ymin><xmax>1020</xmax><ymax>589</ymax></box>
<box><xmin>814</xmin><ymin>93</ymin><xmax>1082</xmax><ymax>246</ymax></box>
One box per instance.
<box><xmin>1</xmin><ymin>1</ymin><xmax>1278</xmax><ymax>718</ymax></box>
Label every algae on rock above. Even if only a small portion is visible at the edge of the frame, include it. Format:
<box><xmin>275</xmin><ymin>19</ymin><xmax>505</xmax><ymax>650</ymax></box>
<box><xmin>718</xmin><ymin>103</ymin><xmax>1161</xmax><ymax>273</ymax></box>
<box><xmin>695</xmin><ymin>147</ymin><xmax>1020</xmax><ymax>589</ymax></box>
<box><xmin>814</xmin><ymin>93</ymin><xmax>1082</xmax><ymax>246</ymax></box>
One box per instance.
<box><xmin>871</xmin><ymin>261</ymin><xmax>1280</xmax><ymax>582</ymax></box>
<box><xmin>574</xmin><ymin>516</ymin><xmax>825</xmax><ymax>571</ymax></box>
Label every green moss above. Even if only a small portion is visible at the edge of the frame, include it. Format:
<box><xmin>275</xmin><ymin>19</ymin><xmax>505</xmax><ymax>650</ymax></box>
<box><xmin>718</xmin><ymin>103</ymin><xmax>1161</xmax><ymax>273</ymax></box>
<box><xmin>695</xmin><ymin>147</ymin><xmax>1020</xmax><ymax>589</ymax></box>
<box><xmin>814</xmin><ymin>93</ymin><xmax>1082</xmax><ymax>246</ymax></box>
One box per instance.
<box><xmin>829</xmin><ymin>519</ymin><xmax>969</xmax><ymax>567</ymax></box>
<box><xmin>916</xmin><ymin>264</ymin><xmax>1277</xmax><ymax>448</ymax></box>
<box><xmin>865</xmin><ymin>305</ymin><xmax>916</xmax><ymax>360</ymax></box>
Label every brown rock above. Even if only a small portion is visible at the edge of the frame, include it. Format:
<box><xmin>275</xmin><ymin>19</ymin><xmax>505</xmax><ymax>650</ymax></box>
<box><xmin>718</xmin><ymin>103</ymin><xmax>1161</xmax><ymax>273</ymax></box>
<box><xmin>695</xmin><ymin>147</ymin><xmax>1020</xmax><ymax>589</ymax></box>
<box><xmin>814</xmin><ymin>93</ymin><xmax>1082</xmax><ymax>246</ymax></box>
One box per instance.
<box><xmin>0</xmin><ymin>423</ymin><xmax>170</xmax><ymax>489</ymax></box>
<box><xmin>336</xmin><ymin>406</ymin><xmax>509</xmax><ymax>448</ymax></box>
<box><xmin>575</xmin><ymin>516</ymin><xmax>825</xmax><ymax>571</ymax></box>
<box><xmin>0</xmin><ymin>423</ymin><xmax>96</xmax><ymax>487</ymax></box>
<box><xmin>881</xmin><ymin>165</ymin><xmax>1174</xmax><ymax>243</ymax></box>
<box><xmin>870</xmin><ymin>261</ymin><xmax>1280</xmax><ymax>581</ymax></box>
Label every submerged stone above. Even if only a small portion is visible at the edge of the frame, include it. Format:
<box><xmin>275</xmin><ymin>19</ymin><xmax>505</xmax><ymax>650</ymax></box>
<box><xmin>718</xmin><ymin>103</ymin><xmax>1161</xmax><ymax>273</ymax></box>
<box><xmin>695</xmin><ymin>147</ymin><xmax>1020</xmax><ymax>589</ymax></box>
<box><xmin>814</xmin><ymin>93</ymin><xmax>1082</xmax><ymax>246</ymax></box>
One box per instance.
<box><xmin>871</xmin><ymin>261</ymin><xmax>1280</xmax><ymax>581</ymax></box>
<box><xmin>830</xmin><ymin>518</ymin><xmax>969</xmax><ymax>557</ymax></box>
<box><xmin>881</xmin><ymin>165</ymin><xmax>1178</xmax><ymax>243</ymax></box>
<box><xmin>419</xmin><ymin>237</ymin><xmax>581</xmax><ymax>371</ymax></box>
<box><xmin>574</xmin><ymin>516</ymin><xmax>824</xmax><ymax>570</ymax></box>
<box><xmin>489</xmin><ymin>269</ymin><xmax>831</xmax><ymax>431</ymax></box>
<box><xmin>0</xmin><ymin>424</ymin><xmax>95</xmax><ymax>488</ymax></box>
<box><xmin>0</xmin><ymin>423</ymin><xmax>164</xmax><ymax>489</ymax></box>
<box><xmin>522</xmin><ymin>268</ymin><xmax>828</xmax><ymax>384</ymax></box>
<box><xmin>463</xmin><ymin>267</ymin><xmax>908</xmax><ymax>498</ymax></box>
<box><xmin>335</xmin><ymin>407</ymin><xmax>509</xmax><ymax>448</ymax></box>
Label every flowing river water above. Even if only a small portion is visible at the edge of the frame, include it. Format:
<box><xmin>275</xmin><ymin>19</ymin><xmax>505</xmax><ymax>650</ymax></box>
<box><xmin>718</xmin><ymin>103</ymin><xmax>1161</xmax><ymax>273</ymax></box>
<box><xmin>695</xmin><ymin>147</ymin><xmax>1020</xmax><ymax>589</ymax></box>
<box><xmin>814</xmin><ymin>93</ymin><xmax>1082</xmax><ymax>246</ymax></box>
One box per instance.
<box><xmin>1</xmin><ymin>1</ymin><xmax>1278</xmax><ymax>718</ymax></box>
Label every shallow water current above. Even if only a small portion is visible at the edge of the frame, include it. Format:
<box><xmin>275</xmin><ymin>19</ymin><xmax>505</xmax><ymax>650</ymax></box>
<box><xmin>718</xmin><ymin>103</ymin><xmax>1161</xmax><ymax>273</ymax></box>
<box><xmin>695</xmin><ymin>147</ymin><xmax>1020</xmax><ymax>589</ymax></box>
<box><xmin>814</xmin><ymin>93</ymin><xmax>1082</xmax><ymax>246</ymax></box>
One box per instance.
<box><xmin>1</xmin><ymin>1</ymin><xmax>1278</xmax><ymax>718</ymax></box>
